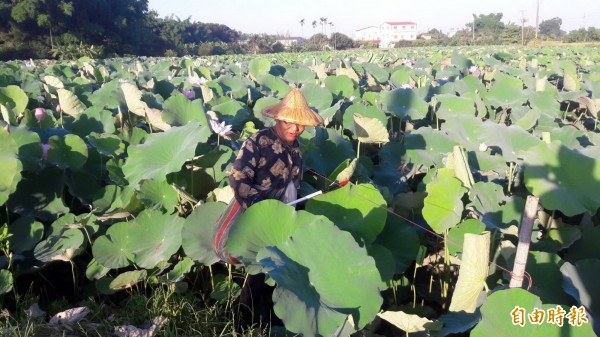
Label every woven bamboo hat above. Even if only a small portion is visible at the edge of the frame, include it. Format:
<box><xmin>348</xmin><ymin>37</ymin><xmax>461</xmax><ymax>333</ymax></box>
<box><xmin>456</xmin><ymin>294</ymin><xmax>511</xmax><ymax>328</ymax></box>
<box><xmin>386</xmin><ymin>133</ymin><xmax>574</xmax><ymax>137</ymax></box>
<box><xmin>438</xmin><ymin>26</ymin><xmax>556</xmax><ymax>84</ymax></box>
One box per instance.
<box><xmin>261</xmin><ymin>89</ymin><xmax>323</xmax><ymax>126</ymax></box>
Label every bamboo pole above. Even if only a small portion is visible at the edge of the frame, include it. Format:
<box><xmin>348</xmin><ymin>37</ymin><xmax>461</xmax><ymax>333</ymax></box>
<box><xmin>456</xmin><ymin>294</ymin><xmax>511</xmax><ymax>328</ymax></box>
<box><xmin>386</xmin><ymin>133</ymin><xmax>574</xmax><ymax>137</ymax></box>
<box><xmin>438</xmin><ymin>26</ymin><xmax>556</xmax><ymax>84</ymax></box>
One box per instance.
<box><xmin>509</xmin><ymin>195</ymin><xmax>540</xmax><ymax>288</ymax></box>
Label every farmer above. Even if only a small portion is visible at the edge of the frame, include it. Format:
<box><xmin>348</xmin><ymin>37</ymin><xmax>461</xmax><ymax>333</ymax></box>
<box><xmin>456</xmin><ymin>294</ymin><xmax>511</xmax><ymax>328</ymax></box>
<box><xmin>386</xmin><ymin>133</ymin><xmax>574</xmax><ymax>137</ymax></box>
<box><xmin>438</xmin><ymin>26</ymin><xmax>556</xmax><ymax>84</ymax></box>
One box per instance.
<box><xmin>213</xmin><ymin>88</ymin><xmax>323</xmax><ymax>327</ymax></box>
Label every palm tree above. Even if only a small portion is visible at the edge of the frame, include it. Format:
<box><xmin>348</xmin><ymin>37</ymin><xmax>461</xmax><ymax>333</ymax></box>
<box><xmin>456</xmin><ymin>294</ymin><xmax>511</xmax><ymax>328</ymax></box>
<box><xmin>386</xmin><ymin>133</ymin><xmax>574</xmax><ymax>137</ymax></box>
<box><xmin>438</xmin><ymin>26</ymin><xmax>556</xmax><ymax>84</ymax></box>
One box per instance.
<box><xmin>299</xmin><ymin>19</ymin><xmax>305</xmax><ymax>38</ymax></box>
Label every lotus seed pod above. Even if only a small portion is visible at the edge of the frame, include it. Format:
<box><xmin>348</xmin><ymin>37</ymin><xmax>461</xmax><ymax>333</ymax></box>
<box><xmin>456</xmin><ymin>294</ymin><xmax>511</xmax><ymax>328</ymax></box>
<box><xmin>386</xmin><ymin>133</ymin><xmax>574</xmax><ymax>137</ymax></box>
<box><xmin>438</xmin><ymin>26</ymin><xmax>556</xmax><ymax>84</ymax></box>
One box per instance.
<box><xmin>35</xmin><ymin>107</ymin><xmax>45</xmax><ymax>121</ymax></box>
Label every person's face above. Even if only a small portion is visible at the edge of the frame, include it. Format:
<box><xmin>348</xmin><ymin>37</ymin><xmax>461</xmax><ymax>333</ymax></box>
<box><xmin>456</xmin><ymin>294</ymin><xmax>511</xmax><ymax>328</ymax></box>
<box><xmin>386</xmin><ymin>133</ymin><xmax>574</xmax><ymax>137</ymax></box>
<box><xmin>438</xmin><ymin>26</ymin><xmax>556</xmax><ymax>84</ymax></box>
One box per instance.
<box><xmin>274</xmin><ymin>119</ymin><xmax>305</xmax><ymax>144</ymax></box>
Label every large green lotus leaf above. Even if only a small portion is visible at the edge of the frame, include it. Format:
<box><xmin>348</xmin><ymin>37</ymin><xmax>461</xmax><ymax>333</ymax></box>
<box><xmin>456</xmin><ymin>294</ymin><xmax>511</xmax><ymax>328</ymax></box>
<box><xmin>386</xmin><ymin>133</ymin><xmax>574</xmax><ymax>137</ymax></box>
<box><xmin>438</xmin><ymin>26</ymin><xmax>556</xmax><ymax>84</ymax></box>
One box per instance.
<box><xmin>306</xmin><ymin>183</ymin><xmax>387</xmax><ymax>244</ymax></box>
<box><xmin>283</xmin><ymin>67</ymin><xmax>316</xmax><ymax>85</ymax></box>
<box><xmin>137</xmin><ymin>179</ymin><xmax>178</xmax><ymax>213</ymax></box>
<box><xmin>383</xmin><ymin>88</ymin><xmax>429</xmax><ymax>120</ymax></box>
<box><xmin>423</xmin><ymin>170</ymin><xmax>467</xmax><ymax>234</ymax></box>
<box><xmin>343</xmin><ymin>102</ymin><xmax>387</xmax><ymax>136</ymax></box>
<box><xmin>363</xmin><ymin>63</ymin><xmax>389</xmax><ymax>84</ymax></box>
<box><xmin>377</xmin><ymin>310</ymin><xmax>435</xmax><ymax>334</ymax></box>
<box><xmin>564</xmin><ymin>226</ymin><xmax>600</xmax><ymax>262</ymax></box>
<box><xmin>374</xmin><ymin>215</ymin><xmax>421</xmax><ymax>275</ymax></box>
<box><xmin>367</xmin><ymin>244</ymin><xmax>396</xmax><ymax>286</ymax></box>
<box><xmin>248</xmin><ymin>58</ymin><xmax>271</xmax><ymax>80</ymax></box>
<box><xmin>353</xmin><ymin>114</ymin><xmax>389</xmax><ymax>144</ymax></box>
<box><xmin>252</xmin><ymin>96</ymin><xmax>279</xmax><ymax>126</ymax></box>
<box><xmin>181</xmin><ymin>201</ymin><xmax>226</xmax><ymax>266</ymax></box>
<box><xmin>514</xmin><ymin>107</ymin><xmax>541</xmax><ymax>131</ymax></box>
<box><xmin>441</xmin><ymin>116</ymin><xmax>484</xmax><ymax>151</ymax></box>
<box><xmin>69</xmin><ymin>105</ymin><xmax>117</xmax><ymax>137</ymax></box>
<box><xmin>88</xmin><ymin>79</ymin><xmax>125</xmax><ymax>110</ymax></box>
<box><xmin>122</xmin><ymin>122</ymin><xmax>204</xmax><ymax>187</ymax></box>
<box><xmin>431</xmin><ymin>310</ymin><xmax>480</xmax><ymax>337</ymax></box>
<box><xmin>159</xmin><ymin>256</ymin><xmax>194</xmax><ymax>283</ymax></box>
<box><xmin>485</xmin><ymin>80</ymin><xmax>527</xmax><ymax>109</ymax></box>
<box><xmin>389</xmin><ymin>68</ymin><xmax>411</xmax><ymax>88</ymax></box>
<box><xmin>33</xmin><ymin>228</ymin><xmax>85</xmax><ymax>262</ymax></box>
<box><xmin>256</xmin><ymin>74</ymin><xmax>291</xmax><ymax>99</ymax></box>
<box><xmin>46</xmin><ymin>134</ymin><xmax>88</xmax><ymax>171</ymax></box>
<box><xmin>325</xmin><ymin>75</ymin><xmax>354</xmax><ymax>99</ymax></box>
<box><xmin>0</xmin><ymin>129</ymin><xmax>22</xmax><ymax>205</ymax></box>
<box><xmin>162</xmin><ymin>92</ymin><xmax>209</xmax><ymax>129</ymax></box>
<box><xmin>210</xmin><ymin>100</ymin><xmax>250</xmax><ymax>129</ymax></box>
<box><xmin>92</xmin><ymin>221</ymin><xmax>134</xmax><ymax>269</ymax></box>
<box><xmin>190</xmin><ymin>145</ymin><xmax>234</xmax><ymax>185</ymax></box>
<box><xmin>521</xmin><ymin>251</ymin><xmax>575</xmax><ymax>305</ymax></box>
<box><xmin>57</xmin><ymin>88</ymin><xmax>86</xmax><ymax>117</ymax></box>
<box><xmin>546</xmin><ymin>127</ymin><xmax>589</xmax><ymax>150</ymax></box>
<box><xmin>219</xmin><ymin>75</ymin><xmax>248</xmax><ymax>98</ymax></box>
<box><xmin>257</xmin><ymin>220</ymin><xmax>383</xmax><ymax>336</ymax></box>
<box><xmin>405</xmin><ymin>127</ymin><xmax>457</xmax><ymax>167</ymax></box>
<box><xmin>87</xmin><ymin>133</ymin><xmax>125</xmax><ymax>157</ymax></box>
<box><xmin>528</xmin><ymin>91</ymin><xmax>562</xmax><ymax>117</ymax></box>
<box><xmin>302</xmin><ymin>83</ymin><xmax>333</xmax><ymax>112</ymax></box>
<box><xmin>121</xmin><ymin>82</ymin><xmax>149</xmax><ymax>117</ymax></box>
<box><xmin>479</xmin><ymin>124</ymin><xmax>541</xmax><ymax>163</ymax></box>
<box><xmin>302</xmin><ymin>127</ymin><xmax>355</xmax><ymax>175</ymax></box>
<box><xmin>7</xmin><ymin>216</ymin><xmax>44</xmax><ymax>254</ymax></box>
<box><xmin>372</xmin><ymin>142</ymin><xmax>409</xmax><ymax>195</ymax></box>
<box><xmin>127</xmin><ymin>210</ymin><xmax>184</xmax><ymax>269</ymax></box>
<box><xmin>455</xmin><ymin>75</ymin><xmax>486</xmax><ymax>97</ymax></box>
<box><xmin>0</xmin><ymin>85</ymin><xmax>28</xmax><ymax>114</ymax></box>
<box><xmin>435</xmin><ymin>94</ymin><xmax>476</xmax><ymax>120</ymax></box>
<box><xmin>523</xmin><ymin>141</ymin><xmax>600</xmax><ymax>216</ymax></box>
<box><xmin>86</xmin><ymin>258</ymin><xmax>110</xmax><ymax>280</ymax></box>
<box><xmin>561</xmin><ymin>60</ymin><xmax>581</xmax><ymax>91</ymax></box>
<box><xmin>228</xmin><ymin>200</ymin><xmax>324</xmax><ymax>266</ymax></box>
<box><xmin>470</xmin><ymin>288</ymin><xmax>540</xmax><ymax>337</ymax></box>
<box><xmin>448</xmin><ymin>232</ymin><xmax>490</xmax><ymax>313</ymax></box>
<box><xmin>447</xmin><ymin>219</ymin><xmax>486</xmax><ymax>256</ymax></box>
<box><xmin>561</xmin><ymin>259</ymin><xmax>600</xmax><ymax>334</ymax></box>
<box><xmin>7</xmin><ymin>166</ymin><xmax>68</xmax><ymax>221</ymax></box>
<box><xmin>109</xmin><ymin>270</ymin><xmax>147</xmax><ymax>291</ymax></box>
<box><xmin>540</xmin><ymin>217</ymin><xmax>581</xmax><ymax>251</ymax></box>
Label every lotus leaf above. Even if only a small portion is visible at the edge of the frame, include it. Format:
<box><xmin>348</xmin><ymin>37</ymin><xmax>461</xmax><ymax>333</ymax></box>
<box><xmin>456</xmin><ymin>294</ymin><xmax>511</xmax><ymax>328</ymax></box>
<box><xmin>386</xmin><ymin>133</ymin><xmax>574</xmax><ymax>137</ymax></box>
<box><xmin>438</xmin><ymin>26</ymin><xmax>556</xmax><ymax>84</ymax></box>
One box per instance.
<box><xmin>479</xmin><ymin>123</ymin><xmax>541</xmax><ymax>162</ymax></box>
<box><xmin>564</xmin><ymin>226</ymin><xmax>600</xmax><ymax>262</ymax></box>
<box><xmin>377</xmin><ymin>310</ymin><xmax>434</xmax><ymax>334</ymax></box>
<box><xmin>0</xmin><ymin>85</ymin><xmax>28</xmax><ymax>115</ymax></box>
<box><xmin>435</xmin><ymin>94</ymin><xmax>476</xmax><ymax>120</ymax></box>
<box><xmin>404</xmin><ymin>127</ymin><xmax>457</xmax><ymax>167</ymax></box>
<box><xmin>523</xmin><ymin>141</ymin><xmax>600</xmax><ymax>216</ymax></box>
<box><xmin>374</xmin><ymin>216</ymin><xmax>421</xmax><ymax>275</ymax></box>
<box><xmin>257</xmin><ymin>220</ymin><xmax>382</xmax><ymax>337</ymax></box>
<box><xmin>528</xmin><ymin>91</ymin><xmax>562</xmax><ymax>117</ymax></box>
<box><xmin>68</xmin><ymin>106</ymin><xmax>116</xmax><ymax>136</ymax></box>
<box><xmin>46</xmin><ymin>134</ymin><xmax>88</xmax><ymax>171</ymax></box>
<box><xmin>343</xmin><ymin>102</ymin><xmax>387</xmax><ymax>136</ymax></box>
<box><xmin>248</xmin><ymin>58</ymin><xmax>271</xmax><ymax>80</ymax></box>
<box><xmin>514</xmin><ymin>107</ymin><xmax>541</xmax><ymax>131</ymax></box>
<box><xmin>7</xmin><ymin>216</ymin><xmax>44</xmax><ymax>254</ymax></box>
<box><xmin>325</xmin><ymin>75</ymin><xmax>354</xmax><ymax>99</ymax></box>
<box><xmin>137</xmin><ymin>180</ymin><xmax>178</xmax><ymax>213</ymax></box>
<box><xmin>92</xmin><ymin>221</ymin><xmax>133</xmax><ymax>269</ymax></box>
<box><xmin>283</xmin><ymin>67</ymin><xmax>316</xmax><ymax>84</ymax></box>
<box><xmin>383</xmin><ymin>88</ymin><xmax>429</xmax><ymax>120</ymax></box>
<box><xmin>110</xmin><ymin>270</ymin><xmax>147</xmax><ymax>290</ymax></box>
<box><xmin>86</xmin><ymin>258</ymin><xmax>110</xmax><ymax>280</ymax></box>
<box><xmin>485</xmin><ymin>79</ymin><xmax>527</xmax><ymax>110</ymax></box>
<box><xmin>301</xmin><ymin>83</ymin><xmax>333</xmax><ymax>112</ymax></box>
<box><xmin>422</xmin><ymin>170</ymin><xmax>466</xmax><ymax>233</ymax></box>
<box><xmin>162</xmin><ymin>92</ymin><xmax>209</xmax><ymax>129</ymax></box>
<box><xmin>34</xmin><ymin>227</ymin><xmax>85</xmax><ymax>262</ymax></box>
<box><xmin>540</xmin><ymin>216</ymin><xmax>581</xmax><ymax>251</ymax></box>
<box><xmin>181</xmin><ymin>201</ymin><xmax>226</xmax><ymax>266</ymax></box>
<box><xmin>252</xmin><ymin>96</ymin><xmax>279</xmax><ymax>126</ymax></box>
<box><xmin>7</xmin><ymin>166</ymin><xmax>68</xmax><ymax>221</ymax></box>
<box><xmin>218</xmin><ymin>75</ymin><xmax>248</xmax><ymax>98</ymax></box>
<box><xmin>561</xmin><ymin>259</ymin><xmax>600</xmax><ymax>335</ymax></box>
<box><xmin>210</xmin><ymin>274</ymin><xmax>241</xmax><ymax>302</ymax></box>
<box><xmin>520</xmin><ymin>251</ymin><xmax>575</xmax><ymax>305</ymax></box>
<box><xmin>430</xmin><ymin>310</ymin><xmax>480</xmax><ymax>337</ymax></box>
<box><xmin>0</xmin><ymin>129</ymin><xmax>22</xmax><ymax>205</ymax></box>
<box><xmin>87</xmin><ymin>133</ymin><xmax>125</xmax><ymax>158</ymax></box>
<box><xmin>159</xmin><ymin>257</ymin><xmax>193</xmax><ymax>283</ymax></box>
<box><xmin>353</xmin><ymin>114</ymin><xmax>389</xmax><ymax>144</ymax></box>
<box><xmin>57</xmin><ymin>88</ymin><xmax>86</xmax><ymax>117</ymax></box>
<box><xmin>210</xmin><ymin>100</ymin><xmax>250</xmax><ymax>129</ymax></box>
<box><xmin>363</xmin><ymin>63</ymin><xmax>389</xmax><ymax>84</ymax></box>
<box><xmin>389</xmin><ymin>68</ymin><xmax>411</xmax><ymax>88</ymax></box>
<box><xmin>227</xmin><ymin>200</ymin><xmax>325</xmax><ymax>266</ymax></box>
<box><xmin>122</xmin><ymin>122</ymin><xmax>205</xmax><ymax>187</ymax></box>
<box><xmin>302</xmin><ymin>127</ymin><xmax>355</xmax><ymax>175</ymax></box>
<box><xmin>546</xmin><ymin>127</ymin><xmax>590</xmax><ymax>149</ymax></box>
<box><xmin>306</xmin><ymin>183</ymin><xmax>387</xmax><ymax>244</ymax></box>
<box><xmin>447</xmin><ymin>219</ymin><xmax>486</xmax><ymax>256</ymax></box>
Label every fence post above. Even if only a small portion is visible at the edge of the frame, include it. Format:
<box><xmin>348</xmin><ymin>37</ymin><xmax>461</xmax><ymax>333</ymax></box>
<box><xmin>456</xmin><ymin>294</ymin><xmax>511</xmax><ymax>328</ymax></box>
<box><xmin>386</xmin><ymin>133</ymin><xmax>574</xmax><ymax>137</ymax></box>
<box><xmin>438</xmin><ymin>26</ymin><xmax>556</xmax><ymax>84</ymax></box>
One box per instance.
<box><xmin>509</xmin><ymin>195</ymin><xmax>540</xmax><ymax>288</ymax></box>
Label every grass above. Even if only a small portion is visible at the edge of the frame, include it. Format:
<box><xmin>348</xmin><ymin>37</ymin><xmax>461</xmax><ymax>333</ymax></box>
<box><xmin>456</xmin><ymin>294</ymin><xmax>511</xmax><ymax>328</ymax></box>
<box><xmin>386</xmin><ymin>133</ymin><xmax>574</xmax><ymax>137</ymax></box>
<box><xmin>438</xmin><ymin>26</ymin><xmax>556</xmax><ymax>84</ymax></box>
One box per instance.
<box><xmin>0</xmin><ymin>282</ymin><xmax>273</xmax><ymax>337</ymax></box>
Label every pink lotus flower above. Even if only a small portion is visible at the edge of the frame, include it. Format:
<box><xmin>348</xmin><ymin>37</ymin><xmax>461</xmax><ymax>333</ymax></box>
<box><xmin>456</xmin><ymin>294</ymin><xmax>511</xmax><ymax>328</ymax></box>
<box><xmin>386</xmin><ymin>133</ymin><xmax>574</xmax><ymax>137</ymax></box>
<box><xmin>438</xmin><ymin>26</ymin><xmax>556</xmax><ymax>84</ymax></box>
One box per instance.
<box><xmin>209</xmin><ymin>120</ymin><xmax>233</xmax><ymax>137</ymax></box>
<box><xmin>182</xmin><ymin>89</ymin><xmax>195</xmax><ymax>100</ymax></box>
<box><xmin>56</xmin><ymin>104</ymin><xmax>61</xmax><ymax>113</ymax></box>
<box><xmin>34</xmin><ymin>107</ymin><xmax>45</xmax><ymax>121</ymax></box>
<box><xmin>41</xmin><ymin>143</ymin><xmax>50</xmax><ymax>160</ymax></box>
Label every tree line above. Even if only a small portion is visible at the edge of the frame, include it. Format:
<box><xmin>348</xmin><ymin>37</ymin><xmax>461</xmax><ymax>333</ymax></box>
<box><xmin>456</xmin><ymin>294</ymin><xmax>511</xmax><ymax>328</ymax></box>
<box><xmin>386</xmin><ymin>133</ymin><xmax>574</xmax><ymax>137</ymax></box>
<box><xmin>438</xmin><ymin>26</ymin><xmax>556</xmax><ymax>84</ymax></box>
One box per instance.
<box><xmin>1</xmin><ymin>1</ymin><xmax>599</xmax><ymax>61</ymax></box>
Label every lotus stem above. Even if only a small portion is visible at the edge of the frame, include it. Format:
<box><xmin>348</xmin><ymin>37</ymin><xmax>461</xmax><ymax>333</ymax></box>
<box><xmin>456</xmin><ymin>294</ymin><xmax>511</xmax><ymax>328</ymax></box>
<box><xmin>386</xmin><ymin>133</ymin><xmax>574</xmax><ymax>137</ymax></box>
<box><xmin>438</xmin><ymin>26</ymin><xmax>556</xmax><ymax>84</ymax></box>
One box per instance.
<box><xmin>208</xmin><ymin>265</ymin><xmax>215</xmax><ymax>292</ymax></box>
<box><xmin>412</xmin><ymin>264</ymin><xmax>417</xmax><ymax>308</ymax></box>
<box><xmin>442</xmin><ymin>230</ymin><xmax>450</xmax><ymax>309</ymax></box>
<box><xmin>508</xmin><ymin>162</ymin><xmax>515</xmax><ymax>193</ymax></box>
<box><xmin>356</xmin><ymin>140</ymin><xmax>361</xmax><ymax>160</ymax></box>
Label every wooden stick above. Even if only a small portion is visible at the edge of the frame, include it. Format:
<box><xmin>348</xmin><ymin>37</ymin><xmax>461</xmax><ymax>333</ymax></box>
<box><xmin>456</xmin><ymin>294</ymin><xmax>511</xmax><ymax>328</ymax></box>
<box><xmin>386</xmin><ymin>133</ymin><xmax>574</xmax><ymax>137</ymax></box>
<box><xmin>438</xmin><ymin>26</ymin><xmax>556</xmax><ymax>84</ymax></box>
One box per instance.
<box><xmin>509</xmin><ymin>195</ymin><xmax>540</xmax><ymax>288</ymax></box>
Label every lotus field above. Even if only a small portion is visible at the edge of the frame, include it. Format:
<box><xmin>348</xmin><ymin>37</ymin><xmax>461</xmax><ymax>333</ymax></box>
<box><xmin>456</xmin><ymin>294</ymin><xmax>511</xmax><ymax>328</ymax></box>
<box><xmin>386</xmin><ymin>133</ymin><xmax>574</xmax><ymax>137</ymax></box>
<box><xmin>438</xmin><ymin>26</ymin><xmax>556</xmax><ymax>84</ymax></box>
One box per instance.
<box><xmin>1</xmin><ymin>46</ymin><xmax>599</xmax><ymax>336</ymax></box>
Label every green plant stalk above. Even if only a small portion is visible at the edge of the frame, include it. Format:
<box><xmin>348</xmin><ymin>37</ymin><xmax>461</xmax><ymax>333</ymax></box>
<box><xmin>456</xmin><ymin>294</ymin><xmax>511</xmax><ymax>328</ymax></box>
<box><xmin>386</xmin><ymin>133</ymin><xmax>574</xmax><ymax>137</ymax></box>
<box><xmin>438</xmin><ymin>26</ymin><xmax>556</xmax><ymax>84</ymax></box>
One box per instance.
<box><xmin>442</xmin><ymin>229</ymin><xmax>451</xmax><ymax>309</ymax></box>
<box><xmin>356</xmin><ymin>140</ymin><xmax>361</xmax><ymax>160</ymax></box>
<box><xmin>412</xmin><ymin>264</ymin><xmax>418</xmax><ymax>308</ymax></box>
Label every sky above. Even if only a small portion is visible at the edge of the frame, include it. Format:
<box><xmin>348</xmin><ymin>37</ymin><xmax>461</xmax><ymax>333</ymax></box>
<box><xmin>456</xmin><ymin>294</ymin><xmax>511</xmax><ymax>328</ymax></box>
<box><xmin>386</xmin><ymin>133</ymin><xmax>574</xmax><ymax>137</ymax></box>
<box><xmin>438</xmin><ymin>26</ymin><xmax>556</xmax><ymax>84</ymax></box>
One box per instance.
<box><xmin>147</xmin><ymin>0</ymin><xmax>600</xmax><ymax>38</ymax></box>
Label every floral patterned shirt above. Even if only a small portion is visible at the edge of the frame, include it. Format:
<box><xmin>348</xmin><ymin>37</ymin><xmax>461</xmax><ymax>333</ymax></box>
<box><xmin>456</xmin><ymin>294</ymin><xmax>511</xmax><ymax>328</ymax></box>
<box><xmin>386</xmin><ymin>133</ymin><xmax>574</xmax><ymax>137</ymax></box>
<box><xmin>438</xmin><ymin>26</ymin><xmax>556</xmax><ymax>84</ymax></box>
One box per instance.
<box><xmin>229</xmin><ymin>127</ymin><xmax>303</xmax><ymax>208</ymax></box>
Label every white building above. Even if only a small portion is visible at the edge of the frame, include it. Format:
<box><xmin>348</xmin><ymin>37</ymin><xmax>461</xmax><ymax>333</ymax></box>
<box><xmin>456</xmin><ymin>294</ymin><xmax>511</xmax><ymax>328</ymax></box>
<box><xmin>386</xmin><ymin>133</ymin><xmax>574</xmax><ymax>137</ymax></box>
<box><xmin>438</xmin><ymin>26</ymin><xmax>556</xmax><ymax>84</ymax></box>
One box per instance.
<box><xmin>355</xmin><ymin>21</ymin><xmax>418</xmax><ymax>48</ymax></box>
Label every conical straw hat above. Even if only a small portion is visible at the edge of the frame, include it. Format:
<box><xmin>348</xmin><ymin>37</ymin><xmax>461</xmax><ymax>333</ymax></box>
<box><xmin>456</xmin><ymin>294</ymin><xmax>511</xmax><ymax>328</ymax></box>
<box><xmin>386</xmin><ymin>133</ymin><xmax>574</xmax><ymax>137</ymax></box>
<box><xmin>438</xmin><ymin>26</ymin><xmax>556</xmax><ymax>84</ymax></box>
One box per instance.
<box><xmin>261</xmin><ymin>89</ymin><xmax>323</xmax><ymax>126</ymax></box>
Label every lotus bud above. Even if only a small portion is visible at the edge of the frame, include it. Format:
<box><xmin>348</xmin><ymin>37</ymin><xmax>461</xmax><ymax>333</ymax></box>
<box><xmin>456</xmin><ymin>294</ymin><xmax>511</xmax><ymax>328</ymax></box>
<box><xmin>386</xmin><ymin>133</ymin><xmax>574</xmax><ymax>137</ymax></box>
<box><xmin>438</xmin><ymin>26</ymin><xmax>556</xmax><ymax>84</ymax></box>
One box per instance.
<box><xmin>35</xmin><ymin>107</ymin><xmax>45</xmax><ymax>121</ymax></box>
<box><xmin>56</xmin><ymin>104</ymin><xmax>61</xmax><ymax>113</ymax></box>
<box><xmin>479</xmin><ymin>143</ymin><xmax>488</xmax><ymax>152</ymax></box>
<box><xmin>41</xmin><ymin>143</ymin><xmax>50</xmax><ymax>160</ymax></box>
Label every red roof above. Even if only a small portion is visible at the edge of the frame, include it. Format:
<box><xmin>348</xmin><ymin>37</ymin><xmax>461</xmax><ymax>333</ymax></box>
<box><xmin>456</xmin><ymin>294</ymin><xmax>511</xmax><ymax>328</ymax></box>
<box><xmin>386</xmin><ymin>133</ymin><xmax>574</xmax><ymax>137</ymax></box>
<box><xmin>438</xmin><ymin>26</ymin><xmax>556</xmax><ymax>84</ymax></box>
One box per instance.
<box><xmin>385</xmin><ymin>22</ymin><xmax>417</xmax><ymax>26</ymax></box>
